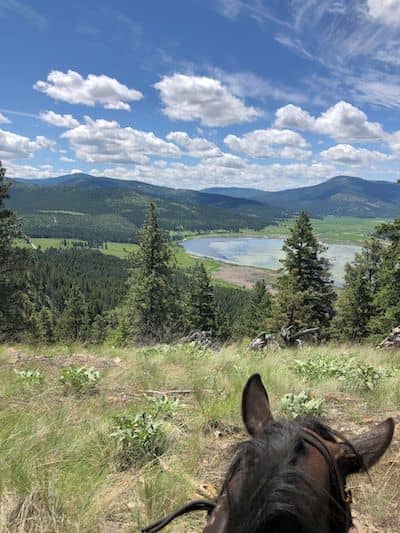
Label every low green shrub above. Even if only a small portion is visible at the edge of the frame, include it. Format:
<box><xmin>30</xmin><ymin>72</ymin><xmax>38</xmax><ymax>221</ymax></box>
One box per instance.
<box><xmin>14</xmin><ymin>368</ymin><xmax>44</xmax><ymax>385</ymax></box>
<box><xmin>59</xmin><ymin>366</ymin><xmax>100</xmax><ymax>395</ymax></box>
<box><xmin>146</xmin><ymin>395</ymin><xmax>179</xmax><ymax>419</ymax></box>
<box><xmin>344</xmin><ymin>361</ymin><xmax>382</xmax><ymax>392</ymax></box>
<box><xmin>109</xmin><ymin>412</ymin><xmax>167</xmax><ymax>469</ymax></box>
<box><xmin>293</xmin><ymin>354</ymin><xmax>383</xmax><ymax>392</ymax></box>
<box><xmin>281</xmin><ymin>391</ymin><xmax>324</xmax><ymax>418</ymax></box>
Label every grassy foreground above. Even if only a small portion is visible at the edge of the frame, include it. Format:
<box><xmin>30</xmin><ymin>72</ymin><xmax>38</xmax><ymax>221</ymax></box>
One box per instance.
<box><xmin>0</xmin><ymin>342</ymin><xmax>399</xmax><ymax>532</ymax></box>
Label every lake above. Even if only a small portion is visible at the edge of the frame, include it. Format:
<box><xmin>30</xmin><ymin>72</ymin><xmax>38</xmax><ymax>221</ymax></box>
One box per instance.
<box><xmin>181</xmin><ymin>237</ymin><xmax>361</xmax><ymax>286</ymax></box>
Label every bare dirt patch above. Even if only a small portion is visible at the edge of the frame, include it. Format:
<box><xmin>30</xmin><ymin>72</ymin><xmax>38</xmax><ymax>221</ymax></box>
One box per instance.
<box><xmin>212</xmin><ymin>263</ymin><xmax>277</xmax><ymax>289</ymax></box>
<box><xmin>6</xmin><ymin>347</ymin><xmax>122</xmax><ymax>372</ymax></box>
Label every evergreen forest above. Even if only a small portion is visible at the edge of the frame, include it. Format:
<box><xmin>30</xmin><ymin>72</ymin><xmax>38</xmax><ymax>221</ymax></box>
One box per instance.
<box><xmin>2</xmin><ymin>161</ymin><xmax>400</xmax><ymax>347</ymax></box>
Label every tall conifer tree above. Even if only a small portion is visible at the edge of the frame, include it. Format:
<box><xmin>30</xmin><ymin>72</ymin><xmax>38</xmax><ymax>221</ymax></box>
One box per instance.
<box><xmin>234</xmin><ymin>279</ymin><xmax>272</xmax><ymax>338</ymax></box>
<box><xmin>124</xmin><ymin>203</ymin><xmax>175</xmax><ymax>343</ymax></box>
<box><xmin>332</xmin><ymin>238</ymin><xmax>383</xmax><ymax>340</ymax></box>
<box><xmin>368</xmin><ymin>219</ymin><xmax>400</xmax><ymax>335</ymax></box>
<box><xmin>0</xmin><ymin>161</ymin><xmax>30</xmax><ymax>339</ymax></box>
<box><xmin>275</xmin><ymin>211</ymin><xmax>336</xmax><ymax>333</ymax></box>
<box><xmin>186</xmin><ymin>263</ymin><xmax>216</xmax><ymax>332</ymax></box>
<box><xmin>57</xmin><ymin>285</ymin><xmax>90</xmax><ymax>341</ymax></box>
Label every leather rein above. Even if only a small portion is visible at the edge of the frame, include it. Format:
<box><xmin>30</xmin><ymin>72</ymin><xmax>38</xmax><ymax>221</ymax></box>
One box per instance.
<box><xmin>141</xmin><ymin>500</ymin><xmax>216</xmax><ymax>533</ymax></box>
<box><xmin>141</xmin><ymin>428</ymin><xmax>353</xmax><ymax>533</ymax></box>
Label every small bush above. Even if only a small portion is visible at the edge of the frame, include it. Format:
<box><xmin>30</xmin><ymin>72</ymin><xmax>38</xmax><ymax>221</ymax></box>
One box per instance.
<box><xmin>59</xmin><ymin>366</ymin><xmax>100</xmax><ymax>395</ymax></box>
<box><xmin>109</xmin><ymin>413</ymin><xmax>167</xmax><ymax>469</ymax></box>
<box><xmin>146</xmin><ymin>395</ymin><xmax>179</xmax><ymax>419</ymax></box>
<box><xmin>343</xmin><ymin>361</ymin><xmax>382</xmax><ymax>392</ymax></box>
<box><xmin>281</xmin><ymin>391</ymin><xmax>324</xmax><ymax>418</ymax></box>
<box><xmin>293</xmin><ymin>355</ymin><xmax>334</xmax><ymax>382</ymax></box>
<box><xmin>14</xmin><ymin>368</ymin><xmax>44</xmax><ymax>385</ymax></box>
<box><xmin>293</xmin><ymin>354</ymin><xmax>383</xmax><ymax>392</ymax></box>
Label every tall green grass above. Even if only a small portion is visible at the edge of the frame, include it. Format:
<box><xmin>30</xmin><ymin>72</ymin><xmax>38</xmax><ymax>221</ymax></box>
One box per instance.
<box><xmin>0</xmin><ymin>342</ymin><xmax>398</xmax><ymax>531</ymax></box>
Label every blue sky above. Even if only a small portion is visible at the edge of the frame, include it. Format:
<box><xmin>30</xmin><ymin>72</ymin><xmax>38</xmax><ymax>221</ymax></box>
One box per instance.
<box><xmin>1</xmin><ymin>0</ymin><xmax>400</xmax><ymax>190</ymax></box>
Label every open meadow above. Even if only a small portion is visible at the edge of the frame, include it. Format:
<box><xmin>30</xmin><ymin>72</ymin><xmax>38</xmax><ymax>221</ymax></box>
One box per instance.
<box><xmin>1</xmin><ymin>342</ymin><xmax>399</xmax><ymax>532</ymax></box>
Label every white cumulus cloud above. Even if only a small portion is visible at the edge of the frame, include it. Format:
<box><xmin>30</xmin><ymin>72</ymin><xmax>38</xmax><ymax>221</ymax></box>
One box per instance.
<box><xmin>154</xmin><ymin>74</ymin><xmax>263</xmax><ymax>127</ymax></box>
<box><xmin>275</xmin><ymin>101</ymin><xmax>384</xmax><ymax>142</ymax></box>
<box><xmin>88</xmin><ymin>159</ymin><xmax>334</xmax><ymax>191</ymax></box>
<box><xmin>3</xmin><ymin>163</ymin><xmax>59</xmax><ymax>179</ymax></box>
<box><xmin>367</xmin><ymin>0</ymin><xmax>400</xmax><ymax>28</ymax></box>
<box><xmin>0</xmin><ymin>113</ymin><xmax>11</xmax><ymax>124</ymax></box>
<box><xmin>39</xmin><ymin>110</ymin><xmax>80</xmax><ymax>128</ymax></box>
<box><xmin>320</xmin><ymin>144</ymin><xmax>393</xmax><ymax>166</ymax></box>
<box><xmin>224</xmin><ymin>128</ymin><xmax>311</xmax><ymax>160</ymax></box>
<box><xmin>386</xmin><ymin>130</ymin><xmax>400</xmax><ymax>153</ymax></box>
<box><xmin>0</xmin><ymin>129</ymin><xmax>54</xmax><ymax>160</ymax></box>
<box><xmin>34</xmin><ymin>70</ymin><xmax>143</xmax><ymax>110</ymax></box>
<box><xmin>275</xmin><ymin>104</ymin><xmax>315</xmax><ymax>131</ymax></box>
<box><xmin>166</xmin><ymin>131</ymin><xmax>221</xmax><ymax>158</ymax></box>
<box><xmin>62</xmin><ymin>116</ymin><xmax>181</xmax><ymax>164</ymax></box>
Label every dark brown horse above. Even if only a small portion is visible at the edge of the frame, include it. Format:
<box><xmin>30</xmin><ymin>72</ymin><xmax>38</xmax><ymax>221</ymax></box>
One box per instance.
<box><xmin>142</xmin><ymin>374</ymin><xmax>394</xmax><ymax>533</ymax></box>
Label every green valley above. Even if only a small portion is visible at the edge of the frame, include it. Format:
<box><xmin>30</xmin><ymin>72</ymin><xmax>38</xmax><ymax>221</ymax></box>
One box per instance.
<box><xmin>9</xmin><ymin>174</ymin><xmax>288</xmax><ymax>242</ymax></box>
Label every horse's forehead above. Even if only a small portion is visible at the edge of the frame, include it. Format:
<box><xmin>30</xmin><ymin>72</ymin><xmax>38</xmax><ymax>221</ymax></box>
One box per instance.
<box><xmin>299</xmin><ymin>437</ymin><xmax>340</xmax><ymax>490</ymax></box>
<box><xmin>302</xmin><ymin>441</ymin><xmax>328</xmax><ymax>477</ymax></box>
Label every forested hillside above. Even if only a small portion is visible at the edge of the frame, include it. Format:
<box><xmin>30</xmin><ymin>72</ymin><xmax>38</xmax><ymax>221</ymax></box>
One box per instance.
<box><xmin>8</xmin><ymin>174</ymin><xmax>288</xmax><ymax>241</ymax></box>
<box><xmin>205</xmin><ymin>175</ymin><xmax>400</xmax><ymax>217</ymax></box>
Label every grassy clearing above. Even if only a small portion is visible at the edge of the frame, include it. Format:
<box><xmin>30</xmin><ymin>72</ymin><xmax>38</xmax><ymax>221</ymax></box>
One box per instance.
<box><xmin>263</xmin><ymin>216</ymin><xmax>387</xmax><ymax>244</ymax></box>
<box><xmin>16</xmin><ymin>238</ymin><xmax>138</xmax><ymax>258</ymax></box>
<box><xmin>16</xmin><ymin>238</ymin><xmax>219</xmax><ymax>269</ymax></box>
<box><xmin>173</xmin><ymin>216</ymin><xmax>387</xmax><ymax>244</ymax></box>
<box><xmin>15</xmin><ymin>238</ymin><xmax>236</xmax><ymax>287</ymax></box>
<box><xmin>0</xmin><ymin>342</ymin><xmax>399</xmax><ymax>531</ymax></box>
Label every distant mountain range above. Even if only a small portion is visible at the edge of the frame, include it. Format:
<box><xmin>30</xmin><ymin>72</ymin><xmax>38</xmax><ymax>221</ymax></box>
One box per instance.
<box><xmin>8</xmin><ymin>174</ymin><xmax>398</xmax><ymax>243</ymax></box>
<box><xmin>204</xmin><ymin>176</ymin><xmax>400</xmax><ymax>218</ymax></box>
<box><xmin>8</xmin><ymin>173</ymin><xmax>288</xmax><ymax>242</ymax></box>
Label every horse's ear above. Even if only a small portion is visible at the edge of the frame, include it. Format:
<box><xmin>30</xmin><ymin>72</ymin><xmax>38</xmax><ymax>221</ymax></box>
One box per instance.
<box><xmin>242</xmin><ymin>374</ymin><xmax>273</xmax><ymax>437</ymax></box>
<box><xmin>338</xmin><ymin>418</ymin><xmax>395</xmax><ymax>475</ymax></box>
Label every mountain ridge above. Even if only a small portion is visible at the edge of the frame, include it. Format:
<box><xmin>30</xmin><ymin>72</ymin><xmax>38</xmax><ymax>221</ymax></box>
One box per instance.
<box><xmin>203</xmin><ymin>175</ymin><xmax>400</xmax><ymax>217</ymax></box>
<box><xmin>8</xmin><ymin>173</ymin><xmax>289</xmax><ymax>242</ymax></box>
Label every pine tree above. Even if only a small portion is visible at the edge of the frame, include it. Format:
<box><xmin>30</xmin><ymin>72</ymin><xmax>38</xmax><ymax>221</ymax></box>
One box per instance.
<box><xmin>275</xmin><ymin>211</ymin><xmax>336</xmax><ymax>333</ymax></box>
<box><xmin>186</xmin><ymin>263</ymin><xmax>216</xmax><ymax>333</ymax></box>
<box><xmin>57</xmin><ymin>285</ymin><xmax>90</xmax><ymax>341</ymax></box>
<box><xmin>0</xmin><ymin>161</ymin><xmax>30</xmax><ymax>340</ymax></box>
<box><xmin>332</xmin><ymin>238</ymin><xmax>383</xmax><ymax>341</ymax></box>
<box><xmin>234</xmin><ymin>279</ymin><xmax>272</xmax><ymax>338</ymax></box>
<box><xmin>36</xmin><ymin>306</ymin><xmax>55</xmax><ymax>343</ymax></box>
<box><xmin>368</xmin><ymin>219</ymin><xmax>400</xmax><ymax>336</ymax></box>
<box><xmin>123</xmin><ymin>203</ymin><xmax>175</xmax><ymax>343</ymax></box>
<box><xmin>90</xmin><ymin>314</ymin><xmax>108</xmax><ymax>344</ymax></box>
<box><xmin>0</xmin><ymin>162</ymin><xmax>17</xmax><ymax>261</ymax></box>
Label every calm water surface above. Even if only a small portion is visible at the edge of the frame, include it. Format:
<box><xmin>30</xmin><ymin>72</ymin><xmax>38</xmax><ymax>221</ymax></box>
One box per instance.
<box><xmin>181</xmin><ymin>237</ymin><xmax>361</xmax><ymax>286</ymax></box>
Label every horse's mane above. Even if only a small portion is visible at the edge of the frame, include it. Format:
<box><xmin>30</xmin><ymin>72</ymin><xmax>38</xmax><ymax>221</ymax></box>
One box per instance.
<box><xmin>222</xmin><ymin>417</ymin><xmax>348</xmax><ymax>533</ymax></box>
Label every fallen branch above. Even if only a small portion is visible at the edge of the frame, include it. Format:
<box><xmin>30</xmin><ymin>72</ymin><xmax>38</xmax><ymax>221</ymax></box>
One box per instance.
<box><xmin>144</xmin><ymin>389</ymin><xmax>195</xmax><ymax>396</ymax></box>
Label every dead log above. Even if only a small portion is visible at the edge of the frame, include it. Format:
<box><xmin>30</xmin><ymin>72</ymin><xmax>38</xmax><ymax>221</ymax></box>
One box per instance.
<box><xmin>248</xmin><ymin>331</ymin><xmax>279</xmax><ymax>351</ymax></box>
<box><xmin>280</xmin><ymin>326</ymin><xmax>320</xmax><ymax>346</ymax></box>
<box><xmin>180</xmin><ymin>330</ymin><xmax>216</xmax><ymax>349</ymax></box>
<box><xmin>377</xmin><ymin>325</ymin><xmax>400</xmax><ymax>349</ymax></box>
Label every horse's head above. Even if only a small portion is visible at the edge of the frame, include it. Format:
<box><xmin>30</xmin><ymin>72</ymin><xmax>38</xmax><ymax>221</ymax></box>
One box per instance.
<box><xmin>204</xmin><ymin>374</ymin><xmax>394</xmax><ymax>533</ymax></box>
<box><xmin>143</xmin><ymin>374</ymin><xmax>394</xmax><ymax>533</ymax></box>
